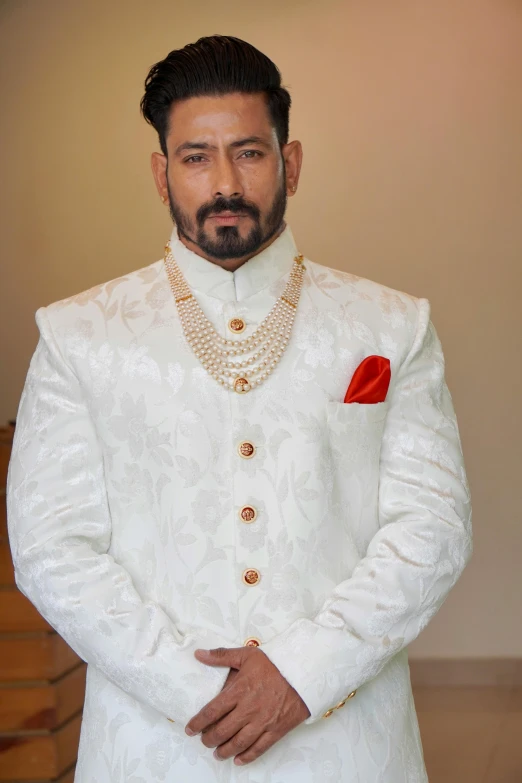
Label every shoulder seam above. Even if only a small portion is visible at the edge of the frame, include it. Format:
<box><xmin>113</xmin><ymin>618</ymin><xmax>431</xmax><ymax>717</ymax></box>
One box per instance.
<box><xmin>401</xmin><ymin>297</ymin><xmax>431</xmax><ymax>370</ymax></box>
<box><xmin>35</xmin><ymin>306</ymin><xmax>80</xmax><ymax>384</ymax></box>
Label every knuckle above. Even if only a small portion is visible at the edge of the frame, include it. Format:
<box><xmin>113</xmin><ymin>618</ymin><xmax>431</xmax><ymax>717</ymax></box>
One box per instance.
<box><xmin>230</xmin><ymin>734</ymin><xmax>248</xmax><ymax>753</ymax></box>
<box><xmin>201</xmin><ymin>731</ymin><xmax>215</xmax><ymax>748</ymax></box>
<box><xmin>212</xmin><ymin>726</ymin><xmax>226</xmax><ymax>745</ymax></box>
<box><xmin>203</xmin><ymin>708</ymin><xmax>216</xmax><ymax>725</ymax></box>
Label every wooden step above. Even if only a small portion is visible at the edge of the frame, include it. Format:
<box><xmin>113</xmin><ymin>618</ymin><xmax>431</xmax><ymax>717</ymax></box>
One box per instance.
<box><xmin>5</xmin><ymin>766</ymin><xmax>76</xmax><ymax>783</ymax></box>
<box><xmin>0</xmin><ymin>711</ymin><xmax>82</xmax><ymax>780</ymax></box>
<box><xmin>0</xmin><ymin>539</ymin><xmax>14</xmax><ymax>586</ymax></box>
<box><xmin>0</xmin><ymin>494</ymin><xmax>7</xmax><ymax>539</ymax></box>
<box><xmin>0</xmin><ymin>663</ymin><xmax>86</xmax><ymax>732</ymax></box>
<box><xmin>0</xmin><ymin>589</ymin><xmax>51</xmax><ymax>633</ymax></box>
<box><xmin>0</xmin><ymin>425</ymin><xmax>14</xmax><ymax>492</ymax></box>
<box><xmin>58</xmin><ymin>766</ymin><xmax>76</xmax><ymax>783</ymax></box>
<box><xmin>0</xmin><ymin>633</ymin><xmax>80</xmax><ymax>682</ymax></box>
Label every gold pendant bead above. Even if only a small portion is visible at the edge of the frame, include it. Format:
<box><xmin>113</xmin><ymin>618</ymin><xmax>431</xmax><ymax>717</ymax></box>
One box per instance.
<box><xmin>163</xmin><ymin>241</ymin><xmax>305</xmax><ymax>393</ymax></box>
<box><xmin>234</xmin><ymin>377</ymin><xmax>250</xmax><ymax>394</ymax></box>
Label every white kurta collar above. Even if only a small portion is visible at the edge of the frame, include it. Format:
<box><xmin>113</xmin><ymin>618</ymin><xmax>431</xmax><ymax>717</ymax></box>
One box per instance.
<box><xmin>167</xmin><ymin>223</ymin><xmax>299</xmax><ymax>302</ymax></box>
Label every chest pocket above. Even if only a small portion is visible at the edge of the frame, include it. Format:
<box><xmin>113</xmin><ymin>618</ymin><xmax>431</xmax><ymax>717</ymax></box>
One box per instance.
<box><xmin>326</xmin><ymin>400</ymin><xmax>389</xmax><ymax>474</ymax></box>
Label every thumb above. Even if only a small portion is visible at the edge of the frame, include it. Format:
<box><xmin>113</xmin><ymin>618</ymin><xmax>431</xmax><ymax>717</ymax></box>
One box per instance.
<box><xmin>194</xmin><ymin>646</ymin><xmax>245</xmax><ymax>668</ymax></box>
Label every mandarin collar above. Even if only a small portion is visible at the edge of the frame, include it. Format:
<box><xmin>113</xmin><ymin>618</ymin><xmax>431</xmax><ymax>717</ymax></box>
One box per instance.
<box><xmin>166</xmin><ymin>223</ymin><xmax>299</xmax><ymax>302</ymax></box>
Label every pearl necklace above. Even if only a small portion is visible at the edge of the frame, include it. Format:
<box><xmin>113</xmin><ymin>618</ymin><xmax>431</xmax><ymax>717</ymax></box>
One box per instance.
<box><xmin>163</xmin><ymin>241</ymin><xmax>306</xmax><ymax>393</ymax></box>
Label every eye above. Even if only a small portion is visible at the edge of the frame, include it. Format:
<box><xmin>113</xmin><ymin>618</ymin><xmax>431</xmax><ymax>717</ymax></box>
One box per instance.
<box><xmin>240</xmin><ymin>150</ymin><xmax>263</xmax><ymax>159</ymax></box>
<box><xmin>185</xmin><ymin>155</ymin><xmax>207</xmax><ymax>164</ymax></box>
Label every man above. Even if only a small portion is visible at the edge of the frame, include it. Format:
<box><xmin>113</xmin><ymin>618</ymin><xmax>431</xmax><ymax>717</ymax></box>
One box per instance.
<box><xmin>7</xmin><ymin>35</ymin><xmax>472</xmax><ymax>782</ymax></box>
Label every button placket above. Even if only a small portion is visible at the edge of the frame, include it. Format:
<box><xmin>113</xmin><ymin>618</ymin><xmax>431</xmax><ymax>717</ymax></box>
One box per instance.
<box><xmin>227</xmin><ymin>303</ymin><xmax>266</xmax><ymax>650</ymax></box>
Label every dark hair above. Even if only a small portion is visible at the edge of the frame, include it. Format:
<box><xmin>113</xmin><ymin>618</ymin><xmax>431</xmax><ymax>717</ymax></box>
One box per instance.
<box><xmin>140</xmin><ymin>35</ymin><xmax>291</xmax><ymax>156</ymax></box>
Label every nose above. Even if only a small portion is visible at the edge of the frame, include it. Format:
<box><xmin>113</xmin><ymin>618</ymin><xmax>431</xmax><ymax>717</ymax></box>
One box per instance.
<box><xmin>212</xmin><ymin>156</ymin><xmax>243</xmax><ymax>200</ymax></box>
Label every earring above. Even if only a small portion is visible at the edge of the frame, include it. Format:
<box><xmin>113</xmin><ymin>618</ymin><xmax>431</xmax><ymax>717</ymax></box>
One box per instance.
<box><xmin>291</xmin><ymin>185</ymin><xmax>297</xmax><ymax>192</ymax></box>
<box><xmin>162</xmin><ymin>196</ymin><xmax>167</xmax><ymax>204</ymax></box>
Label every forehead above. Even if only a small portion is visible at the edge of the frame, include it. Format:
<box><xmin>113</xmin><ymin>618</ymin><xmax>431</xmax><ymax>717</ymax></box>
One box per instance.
<box><xmin>167</xmin><ymin>92</ymin><xmax>275</xmax><ymax>144</ymax></box>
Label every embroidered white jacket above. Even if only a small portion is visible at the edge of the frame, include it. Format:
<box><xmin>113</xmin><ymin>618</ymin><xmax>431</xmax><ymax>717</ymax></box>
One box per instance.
<box><xmin>7</xmin><ymin>224</ymin><xmax>472</xmax><ymax>782</ymax></box>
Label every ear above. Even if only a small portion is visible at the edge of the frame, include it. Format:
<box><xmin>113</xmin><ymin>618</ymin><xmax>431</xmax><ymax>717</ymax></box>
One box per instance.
<box><xmin>150</xmin><ymin>151</ymin><xmax>168</xmax><ymax>204</ymax></box>
<box><xmin>282</xmin><ymin>140</ymin><xmax>303</xmax><ymax>197</ymax></box>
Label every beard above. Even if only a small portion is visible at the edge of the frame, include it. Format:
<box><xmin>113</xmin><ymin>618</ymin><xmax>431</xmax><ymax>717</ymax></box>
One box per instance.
<box><xmin>166</xmin><ymin>174</ymin><xmax>287</xmax><ymax>261</ymax></box>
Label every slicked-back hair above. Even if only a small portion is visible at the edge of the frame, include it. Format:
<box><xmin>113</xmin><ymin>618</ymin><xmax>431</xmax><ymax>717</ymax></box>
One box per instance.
<box><xmin>140</xmin><ymin>35</ymin><xmax>291</xmax><ymax>156</ymax></box>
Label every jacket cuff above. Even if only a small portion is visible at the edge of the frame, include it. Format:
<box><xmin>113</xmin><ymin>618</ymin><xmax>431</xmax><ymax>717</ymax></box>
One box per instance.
<box><xmin>162</xmin><ymin>628</ymin><xmax>233</xmax><ymax>726</ymax></box>
<box><xmin>260</xmin><ymin>619</ymin><xmax>359</xmax><ymax>725</ymax></box>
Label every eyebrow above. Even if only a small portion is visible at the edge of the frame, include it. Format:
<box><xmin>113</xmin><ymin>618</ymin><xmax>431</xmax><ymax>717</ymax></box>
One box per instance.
<box><xmin>174</xmin><ymin>136</ymin><xmax>272</xmax><ymax>156</ymax></box>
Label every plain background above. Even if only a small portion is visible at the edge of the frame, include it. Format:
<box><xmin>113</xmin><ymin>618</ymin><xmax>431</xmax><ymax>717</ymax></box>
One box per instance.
<box><xmin>1</xmin><ymin>0</ymin><xmax>521</xmax><ymax>660</ymax></box>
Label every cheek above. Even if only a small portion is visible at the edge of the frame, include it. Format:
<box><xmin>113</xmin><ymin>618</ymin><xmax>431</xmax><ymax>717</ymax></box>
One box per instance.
<box><xmin>170</xmin><ymin>171</ymin><xmax>208</xmax><ymax>209</ymax></box>
<box><xmin>244</xmin><ymin>161</ymin><xmax>282</xmax><ymax>202</ymax></box>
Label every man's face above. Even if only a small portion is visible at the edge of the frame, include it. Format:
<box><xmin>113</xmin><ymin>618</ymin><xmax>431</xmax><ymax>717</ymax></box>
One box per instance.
<box><xmin>162</xmin><ymin>93</ymin><xmax>288</xmax><ymax>263</ymax></box>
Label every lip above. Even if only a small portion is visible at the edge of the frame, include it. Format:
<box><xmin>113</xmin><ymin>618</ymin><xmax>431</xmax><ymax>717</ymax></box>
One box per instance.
<box><xmin>207</xmin><ymin>214</ymin><xmax>248</xmax><ymax>225</ymax></box>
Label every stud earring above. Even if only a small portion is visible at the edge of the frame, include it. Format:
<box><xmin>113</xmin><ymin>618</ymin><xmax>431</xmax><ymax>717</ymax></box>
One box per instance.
<box><xmin>291</xmin><ymin>185</ymin><xmax>297</xmax><ymax>192</ymax></box>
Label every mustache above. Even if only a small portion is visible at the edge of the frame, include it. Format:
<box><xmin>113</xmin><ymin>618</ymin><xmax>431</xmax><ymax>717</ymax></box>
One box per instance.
<box><xmin>196</xmin><ymin>197</ymin><xmax>260</xmax><ymax>225</ymax></box>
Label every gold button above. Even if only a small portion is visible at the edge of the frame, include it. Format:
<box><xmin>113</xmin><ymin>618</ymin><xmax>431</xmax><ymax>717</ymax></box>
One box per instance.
<box><xmin>228</xmin><ymin>317</ymin><xmax>246</xmax><ymax>334</ymax></box>
<box><xmin>322</xmin><ymin>709</ymin><xmax>334</xmax><ymax>719</ymax></box>
<box><xmin>167</xmin><ymin>718</ymin><xmax>175</xmax><ymax>723</ymax></box>
<box><xmin>238</xmin><ymin>441</ymin><xmax>256</xmax><ymax>459</ymax></box>
<box><xmin>239</xmin><ymin>505</ymin><xmax>257</xmax><ymax>524</ymax></box>
<box><xmin>347</xmin><ymin>690</ymin><xmax>357</xmax><ymax>699</ymax></box>
<box><xmin>242</xmin><ymin>568</ymin><xmax>260</xmax><ymax>586</ymax></box>
<box><xmin>334</xmin><ymin>700</ymin><xmax>346</xmax><ymax>710</ymax></box>
<box><xmin>244</xmin><ymin>637</ymin><xmax>261</xmax><ymax>647</ymax></box>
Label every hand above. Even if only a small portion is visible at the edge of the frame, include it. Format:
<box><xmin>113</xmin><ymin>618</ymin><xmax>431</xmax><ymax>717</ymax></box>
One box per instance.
<box><xmin>185</xmin><ymin>646</ymin><xmax>310</xmax><ymax>766</ymax></box>
<box><xmin>222</xmin><ymin>667</ymin><xmax>238</xmax><ymax>689</ymax></box>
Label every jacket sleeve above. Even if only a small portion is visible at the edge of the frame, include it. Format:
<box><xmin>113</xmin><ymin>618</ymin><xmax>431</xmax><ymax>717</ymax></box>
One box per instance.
<box><xmin>260</xmin><ymin>297</ymin><xmax>472</xmax><ymax>723</ymax></box>
<box><xmin>6</xmin><ymin>306</ymin><xmax>230</xmax><ymax>726</ymax></box>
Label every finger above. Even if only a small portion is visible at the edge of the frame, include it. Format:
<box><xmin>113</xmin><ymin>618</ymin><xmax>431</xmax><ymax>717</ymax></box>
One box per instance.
<box><xmin>233</xmin><ymin>731</ymin><xmax>277</xmax><ymax>766</ymax></box>
<box><xmin>186</xmin><ymin>688</ymin><xmax>237</xmax><ymax>736</ymax></box>
<box><xmin>195</xmin><ymin>647</ymin><xmax>245</xmax><ymax>669</ymax></box>
<box><xmin>213</xmin><ymin>724</ymin><xmax>262</xmax><ymax>762</ymax></box>
<box><xmin>223</xmin><ymin>668</ymin><xmax>238</xmax><ymax>689</ymax></box>
<box><xmin>200</xmin><ymin>708</ymin><xmax>248</xmax><ymax>750</ymax></box>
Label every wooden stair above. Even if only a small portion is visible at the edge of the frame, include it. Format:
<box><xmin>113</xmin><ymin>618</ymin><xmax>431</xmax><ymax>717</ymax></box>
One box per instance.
<box><xmin>0</xmin><ymin>423</ymin><xmax>85</xmax><ymax>781</ymax></box>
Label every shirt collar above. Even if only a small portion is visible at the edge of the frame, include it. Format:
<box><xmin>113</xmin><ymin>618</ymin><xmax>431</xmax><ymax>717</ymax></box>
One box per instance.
<box><xmin>166</xmin><ymin>223</ymin><xmax>299</xmax><ymax>302</ymax></box>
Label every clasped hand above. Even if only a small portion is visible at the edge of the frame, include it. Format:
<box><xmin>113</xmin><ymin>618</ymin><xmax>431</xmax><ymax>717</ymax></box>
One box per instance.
<box><xmin>185</xmin><ymin>646</ymin><xmax>310</xmax><ymax>766</ymax></box>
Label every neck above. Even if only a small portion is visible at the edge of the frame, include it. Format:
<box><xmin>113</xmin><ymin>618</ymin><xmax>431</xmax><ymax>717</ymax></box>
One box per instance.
<box><xmin>176</xmin><ymin>222</ymin><xmax>287</xmax><ymax>272</ymax></box>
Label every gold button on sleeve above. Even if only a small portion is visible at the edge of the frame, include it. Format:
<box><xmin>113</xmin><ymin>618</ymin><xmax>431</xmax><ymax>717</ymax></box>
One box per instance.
<box><xmin>347</xmin><ymin>690</ymin><xmax>357</xmax><ymax>699</ymax></box>
<box><xmin>167</xmin><ymin>718</ymin><xmax>175</xmax><ymax>723</ymax></box>
<box><xmin>243</xmin><ymin>637</ymin><xmax>261</xmax><ymax>647</ymax></box>
<box><xmin>322</xmin><ymin>708</ymin><xmax>334</xmax><ymax>719</ymax></box>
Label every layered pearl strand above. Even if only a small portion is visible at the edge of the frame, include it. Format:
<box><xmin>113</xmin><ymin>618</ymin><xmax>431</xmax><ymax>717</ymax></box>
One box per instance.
<box><xmin>163</xmin><ymin>241</ymin><xmax>306</xmax><ymax>393</ymax></box>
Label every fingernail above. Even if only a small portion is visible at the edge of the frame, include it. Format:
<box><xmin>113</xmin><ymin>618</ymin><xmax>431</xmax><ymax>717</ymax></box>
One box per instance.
<box><xmin>185</xmin><ymin>727</ymin><xmax>196</xmax><ymax>736</ymax></box>
<box><xmin>234</xmin><ymin>758</ymin><xmax>244</xmax><ymax>765</ymax></box>
<box><xmin>213</xmin><ymin>749</ymin><xmax>221</xmax><ymax>760</ymax></box>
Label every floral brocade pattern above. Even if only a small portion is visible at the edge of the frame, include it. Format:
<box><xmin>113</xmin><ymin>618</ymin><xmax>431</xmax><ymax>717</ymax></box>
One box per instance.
<box><xmin>6</xmin><ymin>225</ymin><xmax>472</xmax><ymax>782</ymax></box>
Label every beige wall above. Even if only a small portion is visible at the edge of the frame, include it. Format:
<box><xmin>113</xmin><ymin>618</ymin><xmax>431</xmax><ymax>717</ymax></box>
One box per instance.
<box><xmin>1</xmin><ymin>0</ymin><xmax>521</xmax><ymax>658</ymax></box>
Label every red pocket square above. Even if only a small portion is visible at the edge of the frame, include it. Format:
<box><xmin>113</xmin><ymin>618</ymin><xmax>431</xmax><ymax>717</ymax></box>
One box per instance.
<box><xmin>344</xmin><ymin>355</ymin><xmax>391</xmax><ymax>404</ymax></box>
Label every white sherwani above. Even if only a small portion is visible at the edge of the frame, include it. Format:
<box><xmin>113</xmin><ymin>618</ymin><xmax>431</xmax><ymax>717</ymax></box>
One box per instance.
<box><xmin>7</xmin><ymin>224</ymin><xmax>472</xmax><ymax>782</ymax></box>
